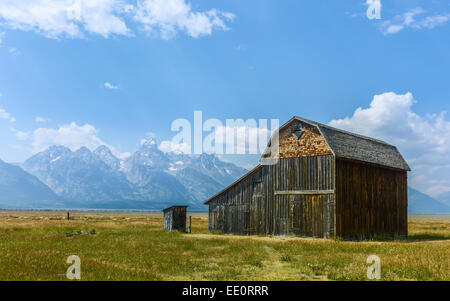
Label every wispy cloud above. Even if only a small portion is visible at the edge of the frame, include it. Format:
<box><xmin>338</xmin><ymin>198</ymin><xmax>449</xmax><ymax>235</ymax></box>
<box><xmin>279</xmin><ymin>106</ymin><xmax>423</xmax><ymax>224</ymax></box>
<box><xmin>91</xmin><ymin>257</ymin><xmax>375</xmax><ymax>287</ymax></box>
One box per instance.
<box><xmin>15</xmin><ymin>130</ymin><xmax>29</xmax><ymax>141</ymax></box>
<box><xmin>0</xmin><ymin>0</ymin><xmax>131</xmax><ymax>38</ymax></box>
<box><xmin>159</xmin><ymin>123</ymin><xmax>272</xmax><ymax>155</ymax></box>
<box><xmin>234</xmin><ymin>44</ymin><xmax>245</xmax><ymax>51</ymax></box>
<box><xmin>35</xmin><ymin>116</ymin><xmax>49</xmax><ymax>123</ymax></box>
<box><xmin>134</xmin><ymin>0</ymin><xmax>235</xmax><ymax>39</ymax></box>
<box><xmin>159</xmin><ymin>140</ymin><xmax>190</xmax><ymax>154</ymax></box>
<box><xmin>0</xmin><ymin>107</ymin><xmax>15</xmax><ymax>123</ymax></box>
<box><xmin>31</xmin><ymin>122</ymin><xmax>130</xmax><ymax>159</ymax></box>
<box><xmin>381</xmin><ymin>7</ymin><xmax>450</xmax><ymax>35</ymax></box>
<box><xmin>104</xmin><ymin>82</ymin><xmax>119</xmax><ymax>89</ymax></box>
<box><xmin>9</xmin><ymin>126</ymin><xmax>30</xmax><ymax>141</ymax></box>
<box><xmin>8</xmin><ymin>47</ymin><xmax>20</xmax><ymax>56</ymax></box>
<box><xmin>0</xmin><ymin>0</ymin><xmax>234</xmax><ymax>40</ymax></box>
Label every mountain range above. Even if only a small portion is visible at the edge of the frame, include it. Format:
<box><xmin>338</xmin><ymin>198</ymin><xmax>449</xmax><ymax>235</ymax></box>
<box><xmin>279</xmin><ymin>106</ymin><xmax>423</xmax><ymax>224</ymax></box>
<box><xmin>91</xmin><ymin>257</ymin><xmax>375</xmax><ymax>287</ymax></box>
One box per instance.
<box><xmin>0</xmin><ymin>141</ymin><xmax>449</xmax><ymax>213</ymax></box>
<box><xmin>0</xmin><ymin>159</ymin><xmax>62</xmax><ymax>208</ymax></box>
<box><xmin>15</xmin><ymin>139</ymin><xmax>246</xmax><ymax>210</ymax></box>
<box><xmin>408</xmin><ymin>187</ymin><xmax>450</xmax><ymax>214</ymax></box>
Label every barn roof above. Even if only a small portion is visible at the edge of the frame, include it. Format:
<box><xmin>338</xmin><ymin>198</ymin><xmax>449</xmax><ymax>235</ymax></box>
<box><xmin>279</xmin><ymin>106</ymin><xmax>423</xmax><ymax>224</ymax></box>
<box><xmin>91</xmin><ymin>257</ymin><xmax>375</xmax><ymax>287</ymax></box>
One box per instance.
<box><xmin>290</xmin><ymin>116</ymin><xmax>411</xmax><ymax>172</ymax></box>
<box><xmin>204</xmin><ymin>116</ymin><xmax>410</xmax><ymax>204</ymax></box>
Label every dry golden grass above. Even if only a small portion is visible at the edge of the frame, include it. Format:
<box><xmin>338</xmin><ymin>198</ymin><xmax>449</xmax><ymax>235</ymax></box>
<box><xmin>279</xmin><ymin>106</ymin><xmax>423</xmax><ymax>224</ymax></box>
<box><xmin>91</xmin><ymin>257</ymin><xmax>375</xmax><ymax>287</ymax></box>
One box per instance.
<box><xmin>0</xmin><ymin>211</ymin><xmax>448</xmax><ymax>281</ymax></box>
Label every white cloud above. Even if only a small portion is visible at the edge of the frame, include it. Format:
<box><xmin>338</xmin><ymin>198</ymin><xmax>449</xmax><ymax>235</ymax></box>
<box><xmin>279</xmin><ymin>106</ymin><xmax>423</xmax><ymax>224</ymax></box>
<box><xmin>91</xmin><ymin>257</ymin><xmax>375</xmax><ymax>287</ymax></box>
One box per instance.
<box><xmin>234</xmin><ymin>44</ymin><xmax>244</xmax><ymax>51</ymax></box>
<box><xmin>0</xmin><ymin>108</ymin><xmax>8</xmax><ymax>118</ymax></box>
<box><xmin>0</xmin><ymin>107</ymin><xmax>15</xmax><ymax>122</ymax></box>
<box><xmin>0</xmin><ymin>0</ymin><xmax>132</xmax><ymax>38</ymax></box>
<box><xmin>381</xmin><ymin>7</ymin><xmax>450</xmax><ymax>35</ymax></box>
<box><xmin>140</xmin><ymin>137</ymin><xmax>155</xmax><ymax>145</ymax></box>
<box><xmin>158</xmin><ymin>123</ymin><xmax>273</xmax><ymax>155</ymax></box>
<box><xmin>8</xmin><ymin>47</ymin><xmax>20</xmax><ymax>55</ymax></box>
<box><xmin>15</xmin><ymin>130</ymin><xmax>29</xmax><ymax>141</ymax></box>
<box><xmin>0</xmin><ymin>0</ymin><xmax>234</xmax><ymax>40</ymax></box>
<box><xmin>145</xmin><ymin>132</ymin><xmax>157</xmax><ymax>139</ymax></box>
<box><xmin>104</xmin><ymin>82</ymin><xmax>119</xmax><ymax>89</ymax></box>
<box><xmin>134</xmin><ymin>0</ymin><xmax>234</xmax><ymax>39</ymax></box>
<box><xmin>31</xmin><ymin>122</ymin><xmax>130</xmax><ymax>159</ymax></box>
<box><xmin>139</xmin><ymin>132</ymin><xmax>157</xmax><ymax>145</ymax></box>
<box><xmin>9</xmin><ymin>126</ymin><xmax>29</xmax><ymax>141</ymax></box>
<box><xmin>365</xmin><ymin>0</ymin><xmax>380</xmax><ymax>6</ymax></box>
<box><xmin>35</xmin><ymin>116</ymin><xmax>49</xmax><ymax>123</ymax></box>
<box><xmin>329</xmin><ymin>92</ymin><xmax>450</xmax><ymax>199</ymax></box>
<box><xmin>204</xmin><ymin>124</ymin><xmax>271</xmax><ymax>155</ymax></box>
<box><xmin>159</xmin><ymin>140</ymin><xmax>190</xmax><ymax>154</ymax></box>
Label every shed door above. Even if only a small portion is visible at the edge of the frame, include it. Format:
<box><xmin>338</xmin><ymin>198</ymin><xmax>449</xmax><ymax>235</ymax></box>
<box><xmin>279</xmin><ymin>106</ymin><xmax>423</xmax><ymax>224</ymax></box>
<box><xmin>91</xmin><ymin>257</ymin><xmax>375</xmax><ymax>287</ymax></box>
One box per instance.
<box><xmin>209</xmin><ymin>208</ymin><xmax>218</xmax><ymax>231</ymax></box>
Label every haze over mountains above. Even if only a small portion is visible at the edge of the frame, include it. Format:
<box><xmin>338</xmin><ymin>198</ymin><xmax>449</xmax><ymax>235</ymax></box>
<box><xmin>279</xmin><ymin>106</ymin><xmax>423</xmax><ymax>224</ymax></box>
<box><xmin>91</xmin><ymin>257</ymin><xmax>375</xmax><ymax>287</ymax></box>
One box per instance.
<box><xmin>15</xmin><ymin>139</ymin><xmax>246</xmax><ymax>210</ymax></box>
<box><xmin>0</xmin><ymin>140</ymin><xmax>449</xmax><ymax>213</ymax></box>
<box><xmin>408</xmin><ymin>187</ymin><xmax>450</xmax><ymax>214</ymax></box>
<box><xmin>0</xmin><ymin>159</ymin><xmax>62</xmax><ymax>208</ymax></box>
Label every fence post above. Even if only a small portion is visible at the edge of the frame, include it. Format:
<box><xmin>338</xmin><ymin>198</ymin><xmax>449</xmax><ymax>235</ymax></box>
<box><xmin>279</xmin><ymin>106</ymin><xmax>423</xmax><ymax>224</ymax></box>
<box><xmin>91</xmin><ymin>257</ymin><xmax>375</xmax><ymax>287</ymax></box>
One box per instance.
<box><xmin>189</xmin><ymin>216</ymin><xmax>192</xmax><ymax>233</ymax></box>
<box><xmin>67</xmin><ymin>211</ymin><xmax>70</xmax><ymax>221</ymax></box>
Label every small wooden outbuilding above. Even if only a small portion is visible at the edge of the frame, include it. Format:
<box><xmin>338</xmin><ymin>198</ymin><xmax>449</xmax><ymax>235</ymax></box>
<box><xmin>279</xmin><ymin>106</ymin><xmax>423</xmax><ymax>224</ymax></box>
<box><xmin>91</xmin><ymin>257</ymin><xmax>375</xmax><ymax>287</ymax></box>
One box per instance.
<box><xmin>163</xmin><ymin>206</ymin><xmax>188</xmax><ymax>232</ymax></box>
<box><xmin>204</xmin><ymin>116</ymin><xmax>410</xmax><ymax>240</ymax></box>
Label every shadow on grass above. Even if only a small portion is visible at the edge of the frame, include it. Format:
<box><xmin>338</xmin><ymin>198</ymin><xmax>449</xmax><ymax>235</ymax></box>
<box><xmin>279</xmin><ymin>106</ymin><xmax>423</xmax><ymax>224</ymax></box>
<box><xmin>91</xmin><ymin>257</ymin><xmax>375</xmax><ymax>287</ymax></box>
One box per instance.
<box><xmin>405</xmin><ymin>233</ymin><xmax>450</xmax><ymax>242</ymax></box>
<box><xmin>368</xmin><ymin>233</ymin><xmax>450</xmax><ymax>242</ymax></box>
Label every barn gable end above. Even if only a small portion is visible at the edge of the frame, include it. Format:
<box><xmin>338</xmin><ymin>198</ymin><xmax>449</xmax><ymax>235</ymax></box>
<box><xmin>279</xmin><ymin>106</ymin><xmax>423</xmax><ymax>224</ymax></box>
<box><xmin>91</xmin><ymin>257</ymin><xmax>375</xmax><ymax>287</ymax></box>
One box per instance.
<box><xmin>278</xmin><ymin>120</ymin><xmax>333</xmax><ymax>158</ymax></box>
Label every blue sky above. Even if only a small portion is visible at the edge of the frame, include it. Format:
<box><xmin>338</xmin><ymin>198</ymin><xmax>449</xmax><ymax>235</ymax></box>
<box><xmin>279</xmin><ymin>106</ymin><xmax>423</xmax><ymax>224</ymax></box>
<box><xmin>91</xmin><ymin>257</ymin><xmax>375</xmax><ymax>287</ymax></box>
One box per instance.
<box><xmin>1</xmin><ymin>0</ymin><xmax>450</xmax><ymax>200</ymax></box>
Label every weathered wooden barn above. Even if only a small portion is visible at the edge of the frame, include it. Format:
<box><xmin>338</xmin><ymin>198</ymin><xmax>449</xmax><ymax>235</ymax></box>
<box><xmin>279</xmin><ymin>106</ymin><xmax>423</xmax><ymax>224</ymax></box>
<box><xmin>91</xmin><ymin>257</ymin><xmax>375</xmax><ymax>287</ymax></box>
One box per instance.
<box><xmin>163</xmin><ymin>206</ymin><xmax>188</xmax><ymax>232</ymax></box>
<box><xmin>204</xmin><ymin>116</ymin><xmax>410</xmax><ymax>240</ymax></box>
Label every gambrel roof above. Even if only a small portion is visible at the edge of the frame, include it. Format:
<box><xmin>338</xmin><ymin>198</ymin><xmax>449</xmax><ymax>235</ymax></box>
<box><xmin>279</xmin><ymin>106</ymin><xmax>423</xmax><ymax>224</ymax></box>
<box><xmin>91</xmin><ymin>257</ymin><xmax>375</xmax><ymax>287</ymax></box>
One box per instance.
<box><xmin>290</xmin><ymin>116</ymin><xmax>411</xmax><ymax>171</ymax></box>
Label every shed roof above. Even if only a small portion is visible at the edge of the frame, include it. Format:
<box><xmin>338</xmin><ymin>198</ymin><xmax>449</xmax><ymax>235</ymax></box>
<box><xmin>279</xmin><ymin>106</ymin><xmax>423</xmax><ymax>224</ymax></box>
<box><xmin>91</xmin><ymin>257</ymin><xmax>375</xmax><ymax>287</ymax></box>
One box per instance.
<box><xmin>204</xmin><ymin>116</ymin><xmax>410</xmax><ymax>204</ymax></box>
<box><xmin>162</xmin><ymin>205</ymin><xmax>188</xmax><ymax>212</ymax></box>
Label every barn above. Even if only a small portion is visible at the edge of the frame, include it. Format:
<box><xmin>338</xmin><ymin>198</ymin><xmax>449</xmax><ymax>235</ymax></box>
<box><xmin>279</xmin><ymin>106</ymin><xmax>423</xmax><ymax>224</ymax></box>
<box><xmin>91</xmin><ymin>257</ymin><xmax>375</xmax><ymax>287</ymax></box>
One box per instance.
<box><xmin>204</xmin><ymin>116</ymin><xmax>410</xmax><ymax>240</ymax></box>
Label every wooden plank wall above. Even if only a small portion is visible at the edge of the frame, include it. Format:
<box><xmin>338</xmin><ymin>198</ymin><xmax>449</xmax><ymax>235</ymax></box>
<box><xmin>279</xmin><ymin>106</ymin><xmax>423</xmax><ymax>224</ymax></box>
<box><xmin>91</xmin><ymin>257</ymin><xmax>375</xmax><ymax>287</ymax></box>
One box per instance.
<box><xmin>282</xmin><ymin>194</ymin><xmax>335</xmax><ymax>237</ymax></box>
<box><xmin>335</xmin><ymin>158</ymin><xmax>408</xmax><ymax>239</ymax></box>
<box><xmin>163</xmin><ymin>210</ymin><xmax>172</xmax><ymax>231</ymax></box>
<box><xmin>208</xmin><ymin>155</ymin><xmax>335</xmax><ymax>237</ymax></box>
<box><xmin>164</xmin><ymin>207</ymin><xmax>187</xmax><ymax>232</ymax></box>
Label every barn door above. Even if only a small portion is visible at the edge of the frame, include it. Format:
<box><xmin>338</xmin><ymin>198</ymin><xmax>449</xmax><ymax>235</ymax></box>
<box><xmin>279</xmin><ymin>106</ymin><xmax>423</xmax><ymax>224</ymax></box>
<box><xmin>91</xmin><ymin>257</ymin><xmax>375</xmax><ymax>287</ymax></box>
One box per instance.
<box><xmin>311</xmin><ymin>195</ymin><xmax>324</xmax><ymax>237</ymax></box>
<box><xmin>274</xmin><ymin>195</ymin><xmax>289</xmax><ymax>235</ymax></box>
<box><xmin>288</xmin><ymin>195</ymin><xmax>312</xmax><ymax>236</ymax></box>
<box><xmin>287</xmin><ymin>194</ymin><xmax>334</xmax><ymax>238</ymax></box>
<box><xmin>289</xmin><ymin>196</ymin><xmax>304</xmax><ymax>236</ymax></box>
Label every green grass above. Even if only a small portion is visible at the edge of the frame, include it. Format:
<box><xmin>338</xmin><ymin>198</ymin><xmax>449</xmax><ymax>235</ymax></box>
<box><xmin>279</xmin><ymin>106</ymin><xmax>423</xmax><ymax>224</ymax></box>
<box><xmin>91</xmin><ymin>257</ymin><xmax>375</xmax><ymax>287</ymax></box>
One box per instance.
<box><xmin>0</xmin><ymin>211</ymin><xmax>448</xmax><ymax>281</ymax></box>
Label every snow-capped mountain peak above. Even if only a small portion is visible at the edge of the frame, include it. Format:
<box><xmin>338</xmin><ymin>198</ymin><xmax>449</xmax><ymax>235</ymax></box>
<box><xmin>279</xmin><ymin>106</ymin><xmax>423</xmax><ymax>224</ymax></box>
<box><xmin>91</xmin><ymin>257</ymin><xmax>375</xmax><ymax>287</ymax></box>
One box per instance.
<box><xmin>94</xmin><ymin>145</ymin><xmax>121</xmax><ymax>170</ymax></box>
<box><xmin>21</xmin><ymin>142</ymin><xmax>248</xmax><ymax>209</ymax></box>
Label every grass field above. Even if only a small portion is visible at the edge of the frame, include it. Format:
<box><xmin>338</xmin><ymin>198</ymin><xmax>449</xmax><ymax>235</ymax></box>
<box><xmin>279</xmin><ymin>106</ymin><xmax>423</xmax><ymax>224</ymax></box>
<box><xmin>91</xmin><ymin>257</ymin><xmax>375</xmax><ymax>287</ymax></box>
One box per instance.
<box><xmin>0</xmin><ymin>211</ymin><xmax>449</xmax><ymax>281</ymax></box>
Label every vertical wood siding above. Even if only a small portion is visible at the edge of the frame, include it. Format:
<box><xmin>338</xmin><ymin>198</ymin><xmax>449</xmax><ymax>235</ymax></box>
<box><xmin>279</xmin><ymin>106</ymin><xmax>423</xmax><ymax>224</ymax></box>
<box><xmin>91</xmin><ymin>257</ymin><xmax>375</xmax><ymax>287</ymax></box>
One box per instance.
<box><xmin>335</xmin><ymin>159</ymin><xmax>408</xmax><ymax>239</ymax></box>
<box><xmin>208</xmin><ymin>155</ymin><xmax>335</xmax><ymax>237</ymax></box>
<box><xmin>163</xmin><ymin>207</ymin><xmax>187</xmax><ymax>232</ymax></box>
